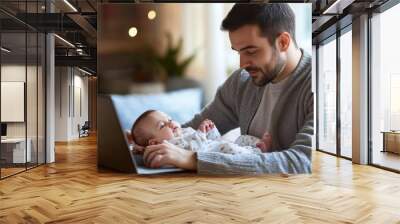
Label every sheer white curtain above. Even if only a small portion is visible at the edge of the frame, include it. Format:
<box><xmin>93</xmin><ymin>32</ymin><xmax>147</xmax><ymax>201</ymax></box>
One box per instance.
<box><xmin>181</xmin><ymin>4</ymin><xmax>229</xmax><ymax>103</ymax></box>
<box><xmin>290</xmin><ymin>3</ymin><xmax>312</xmax><ymax>55</ymax></box>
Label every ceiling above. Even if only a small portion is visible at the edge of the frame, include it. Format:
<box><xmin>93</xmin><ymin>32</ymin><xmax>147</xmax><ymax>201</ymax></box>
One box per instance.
<box><xmin>0</xmin><ymin>0</ymin><xmax>395</xmax><ymax>74</ymax></box>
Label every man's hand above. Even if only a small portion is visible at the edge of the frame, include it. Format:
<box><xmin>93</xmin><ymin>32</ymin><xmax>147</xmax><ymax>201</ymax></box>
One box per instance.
<box><xmin>143</xmin><ymin>141</ymin><xmax>197</xmax><ymax>170</ymax></box>
<box><xmin>256</xmin><ymin>132</ymin><xmax>272</xmax><ymax>153</ymax></box>
<box><xmin>133</xmin><ymin>145</ymin><xmax>145</xmax><ymax>154</ymax></box>
<box><xmin>198</xmin><ymin>119</ymin><xmax>215</xmax><ymax>133</ymax></box>
<box><xmin>132</xmin><ymin>139</ymin><xmax>160</xmax><ymax>154</ymax></box>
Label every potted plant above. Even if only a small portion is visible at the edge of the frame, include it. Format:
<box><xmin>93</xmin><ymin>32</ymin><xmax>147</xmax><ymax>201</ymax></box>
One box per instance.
<box><xmin>156</xmin><ymin>33</ymin><xmax>200</xmax><ymax>91</ymax></box>
<box><xmin>130</xmin><ymin>46</ymin><xmax>166</xmax><ymax>83</ymax></box>
<box><xmin>126</xmin><ymin>46</ymin><xmax>167</xmax><ymax>94</ymax></box>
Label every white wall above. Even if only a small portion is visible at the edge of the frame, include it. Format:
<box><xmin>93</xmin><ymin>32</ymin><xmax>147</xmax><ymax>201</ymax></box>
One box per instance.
<box><xmin>55</xmin><ymin>67</ymin><xmax>89</xmax><ymax>141</ymax></box>
<box><xmin>1</xmin><ymin>65</ymin><xmax>26</xmax><ymax>136</ymax></box>
<box><xmin>1</xmin><ymin>65</ymin><xmax>38</xmax><ymax>138</ymax></box>
<box><xmin>72</xmin><ymin>73</ymin><xmax>89</xmax><ymax>137</ymax></box>
<box><xmin>1</xmin><ymin>65</ymin><xmax>26</xmax><ymax>140</ymax></box>
<box><xmin>1</xmin><ymin>64</ymin><xmax>46</xmax><ymax>164</ymax></box>
<box><xmin>55</xmin><ymin>67</ymin><xmax>69</xmax><ymax>141</ymax></box>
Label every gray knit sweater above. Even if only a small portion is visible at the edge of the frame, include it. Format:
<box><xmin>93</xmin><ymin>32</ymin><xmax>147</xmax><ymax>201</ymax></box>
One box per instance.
<box><xmin>184</xmin><ymin>50</ymin><xmax>313</xmax><ymax>175</ymax></box>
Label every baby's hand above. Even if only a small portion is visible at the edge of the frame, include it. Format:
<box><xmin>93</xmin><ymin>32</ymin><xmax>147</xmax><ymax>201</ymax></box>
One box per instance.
<box><xmin>148</xmin><ymin>139</ymin><xmax>162</xmax><ymax>146</ymax></box>
<box><xmin>256</xmin><ymin>132</ymin><xmax>272</xmax><ymax>153</ymax></box>
<box><xmin>198</xmin><ymin>119</ymin><xmax>215</xmax><ymax>133</ymax></box>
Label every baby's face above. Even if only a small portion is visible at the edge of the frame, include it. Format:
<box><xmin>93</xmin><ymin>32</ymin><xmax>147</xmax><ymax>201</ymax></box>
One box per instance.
<box><xmin>143</xmin><ymin>111</ymin><xmax>182</xmax><ymax>144</ymax></box>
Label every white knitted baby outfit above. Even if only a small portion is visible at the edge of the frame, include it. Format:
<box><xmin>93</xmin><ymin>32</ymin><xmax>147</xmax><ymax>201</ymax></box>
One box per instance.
<box><xmin>167</xmin><ymin>127</ymin><xmax>262</xmax><ymax>155</ymax></box>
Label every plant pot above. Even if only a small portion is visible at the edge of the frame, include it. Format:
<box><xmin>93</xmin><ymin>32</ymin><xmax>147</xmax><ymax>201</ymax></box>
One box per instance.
<box><xmin>165</xmin><ymin>77</ymin><xmax>201</xmax><ymax>91</ymax></box>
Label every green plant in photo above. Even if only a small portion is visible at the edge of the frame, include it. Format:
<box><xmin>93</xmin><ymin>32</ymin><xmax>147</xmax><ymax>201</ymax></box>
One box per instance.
<box><xmin>156</xmin><ymin>33</ymin><xmax>196</xmax><ymax>78</ymax></box>
<box><xmin>129</xmin><ymin>45</ymin><xmax>166</xmax><ymax>82</ymax></box>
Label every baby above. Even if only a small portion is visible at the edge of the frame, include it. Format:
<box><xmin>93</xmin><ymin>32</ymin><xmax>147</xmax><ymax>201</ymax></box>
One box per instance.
<box><xmin>131</xmin><ymin>110</ymin><xmax>272</xmax><ymax>155</ymax></box>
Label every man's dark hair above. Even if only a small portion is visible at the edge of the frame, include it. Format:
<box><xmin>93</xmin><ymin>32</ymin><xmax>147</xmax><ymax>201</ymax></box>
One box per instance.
<box><xmin>221</xmin><ymin>3</ymin><xmax>297</xmax><ymax>47</ymax></box>
<box><xmin>131</xmin><ymin>109</ymin><xmax>156</xmax><ymax>146</ymax></box>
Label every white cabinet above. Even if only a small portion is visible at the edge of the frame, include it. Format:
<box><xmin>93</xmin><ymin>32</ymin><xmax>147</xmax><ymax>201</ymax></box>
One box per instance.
<box><xmin>1</xmin><ymin>138</ymin><xmax>32</xmax><ymax>163</ymax></box>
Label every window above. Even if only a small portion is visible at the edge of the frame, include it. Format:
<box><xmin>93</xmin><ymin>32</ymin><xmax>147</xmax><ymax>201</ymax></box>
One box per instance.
<box><xmin>339</xmin><ymin>29</ymin><xmax>352</xmax><ymax>158</ymax></box>
<box><xmin>317</xmin><ymin>37</ymin><xmax>337</xmax><ymax>154</ymax></box>
<box><xmin>0</xmin><ymin>1</ymin><xmax>47</xmax><ymax>179</ymax></box>
<box><xmin>370</xmin><ymin>2</ymin><xmax>400</xmax><ymax>171</ymax></box>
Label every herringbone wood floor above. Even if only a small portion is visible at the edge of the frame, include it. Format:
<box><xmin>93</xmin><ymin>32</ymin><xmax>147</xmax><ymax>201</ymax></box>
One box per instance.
<box><xmin>1</xmin><ymin>135</ymin><xmax>400</xmax><ymax>224</ymax></box>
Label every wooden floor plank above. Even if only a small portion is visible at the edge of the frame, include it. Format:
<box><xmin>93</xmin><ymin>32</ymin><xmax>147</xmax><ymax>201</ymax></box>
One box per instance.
<box><xmin>0</xmin><ymin>135</ymin><xmax>400</xmax><ymax>223</ymax></box>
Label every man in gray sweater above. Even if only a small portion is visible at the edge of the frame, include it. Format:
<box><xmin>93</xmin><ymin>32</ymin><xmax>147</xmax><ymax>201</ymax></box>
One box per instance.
<box><xmin>143</xmin><ymin>3</ymin><xmax>313</xmax><ymax>174</ymax></box>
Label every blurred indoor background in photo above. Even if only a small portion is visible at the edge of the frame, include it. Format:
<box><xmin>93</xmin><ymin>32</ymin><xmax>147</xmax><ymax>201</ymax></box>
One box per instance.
<box><xmin>98</xmin><ymin>3</ymin><xmax>312</xmax><ymax>104</ymax></box>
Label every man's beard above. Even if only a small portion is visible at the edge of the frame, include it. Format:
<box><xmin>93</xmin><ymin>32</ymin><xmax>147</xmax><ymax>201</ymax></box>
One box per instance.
<box><xmin>246</xmin><ymin>51</ymin><xmax>286</xmax><ymax>86</ymax></box>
